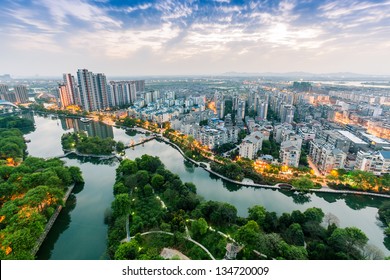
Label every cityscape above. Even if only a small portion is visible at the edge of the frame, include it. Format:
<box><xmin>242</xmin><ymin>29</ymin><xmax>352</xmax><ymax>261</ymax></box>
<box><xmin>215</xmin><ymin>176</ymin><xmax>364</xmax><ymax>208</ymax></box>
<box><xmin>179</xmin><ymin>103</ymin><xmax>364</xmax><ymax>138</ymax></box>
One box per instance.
<box><xmin>1</xmin><ymin>0</ymin><xmax>390</xmax><ymax>265</ymax></box>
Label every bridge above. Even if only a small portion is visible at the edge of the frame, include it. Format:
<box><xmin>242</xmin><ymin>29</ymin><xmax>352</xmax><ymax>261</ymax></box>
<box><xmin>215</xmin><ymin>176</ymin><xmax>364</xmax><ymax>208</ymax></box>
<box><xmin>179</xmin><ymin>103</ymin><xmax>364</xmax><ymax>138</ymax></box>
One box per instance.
<box><xmin>0</xmin><ymin>100</ymin><xmax>18</xmax><ymax>108</ymax></box>
<box><xmin>125</xmin><ymin>135</ymin><xmax>156</xmax><ymax>148</ymax></box>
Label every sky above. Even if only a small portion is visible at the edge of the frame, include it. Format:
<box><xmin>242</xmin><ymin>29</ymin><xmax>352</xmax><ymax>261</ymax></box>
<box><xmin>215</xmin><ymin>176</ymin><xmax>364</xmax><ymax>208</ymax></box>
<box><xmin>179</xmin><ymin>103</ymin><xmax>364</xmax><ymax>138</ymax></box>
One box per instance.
<box><xmin>1</xmin><ymin>0</ymin><xmax>390</xmax><ymax>77</ymax></box>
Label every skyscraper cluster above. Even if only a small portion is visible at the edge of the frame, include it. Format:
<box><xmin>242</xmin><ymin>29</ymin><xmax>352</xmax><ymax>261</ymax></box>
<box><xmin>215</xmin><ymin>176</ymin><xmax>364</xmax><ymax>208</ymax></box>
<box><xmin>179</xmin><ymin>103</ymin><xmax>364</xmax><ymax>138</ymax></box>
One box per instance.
<box><xmin>0</xmin><ymin>84</ymin><xmax>29</xmax><ymax>103</ymax></box>
<box><xmin>58</xmin><ymin>69</ymin><xmax>145</xmax><ymax>111</ymax></box>
<box><xmin>269</xmin><ymin>91</ymin><xmax>296</xmax><ymax>124</ymax></box>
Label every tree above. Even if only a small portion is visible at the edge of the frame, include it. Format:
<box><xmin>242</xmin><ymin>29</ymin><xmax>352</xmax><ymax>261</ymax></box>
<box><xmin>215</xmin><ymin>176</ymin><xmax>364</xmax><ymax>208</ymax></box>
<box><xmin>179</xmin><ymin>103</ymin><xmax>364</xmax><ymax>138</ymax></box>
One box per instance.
<box><xmin>328</xmin><ymin>227</ymin><xmax>368</xmax><ymax>259</ymax></box>
<box><xmin>235</xmin><ymin>220</ymin><xmax>261</xmax><ymax>246</ymax></box>
<box><xmin>113</xmin><ymin>182</ymin><xmax>128</xmax><ymax>195</ymax></box>
<box><xmin>112</xmin><ymin>194</ymin><xmax>131</xmax><ymax>217</ymax></box>
<box><xmin>191</xmin><ymin>218</ymin><xmax>208</xmax><ymax>239</ymax></box>
<box><xmin>116</xmin><ymin>141</ymin><xmax>125</xmax><ymax>152</ymax></box>
<box><xmin>291</xmin><ymin>177</ymin><xmax>314</xmax><ymax>191</ymax></box>
<box><xmin>135</xmin><ymin>170</ymin><xmax>150</xmax><ymax>187</ymax></box>
<box><xmin>304</xmin><ymin>207</ymin><xmax>324</xmax><ymax>224</ymax></box>
<box><xmin>324</xmin><ymin>213</ymin><xmax>340</xmax><ymax>227</ymax></box>
<box><xmin>362</xmin><ymin>244</ymin><xmax>385</xmax><ymax>260</ymax></box>
<box><xmin>151</xmin><ymin>174</ymin><xmax>165</xmax><ymax>189</ymax></box>
<box><xmin>117</xmin><ymin>160</ymin><xmax>138</xmax><ymax>176</ymax></box>
<box><xmin>263</xmin><ymin>211</ymin><xmax>279</xmax><ymax>233</ymax></box>
<box><xmin>248</xmin><ymin>205</ymin><xmax>267</xmax><ymax>228</ymax></box>
<box><xmin>136</xmin><ymin>155</ymin><xmax>163</xmax><ymax>173</ymax></box>
<box><xmin>283</xmin><ymin>223</ymin><xmax>305</xmax><ymax>246</ymax></box>
<box><xmin>115</xmin><ymin>240</ymin><xmax>140</xmax><ymax>260</ymax></box>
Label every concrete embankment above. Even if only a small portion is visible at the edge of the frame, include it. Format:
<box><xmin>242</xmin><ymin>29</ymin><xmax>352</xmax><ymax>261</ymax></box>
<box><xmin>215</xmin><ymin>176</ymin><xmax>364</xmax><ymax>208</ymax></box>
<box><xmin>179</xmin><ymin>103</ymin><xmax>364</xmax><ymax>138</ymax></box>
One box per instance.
<box><xmin>31</xmin><ymin>184</ymin><xmax>75</xmax><ymax>257</ymax></box>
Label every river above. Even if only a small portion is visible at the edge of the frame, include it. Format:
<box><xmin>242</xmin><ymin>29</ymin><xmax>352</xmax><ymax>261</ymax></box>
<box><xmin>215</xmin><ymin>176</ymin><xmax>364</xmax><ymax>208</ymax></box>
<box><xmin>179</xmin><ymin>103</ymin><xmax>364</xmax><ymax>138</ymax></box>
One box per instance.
<box><xmin>22</xmin><ymin>113</ymin><xmax>389</xmax><ymax>259</ymax></box>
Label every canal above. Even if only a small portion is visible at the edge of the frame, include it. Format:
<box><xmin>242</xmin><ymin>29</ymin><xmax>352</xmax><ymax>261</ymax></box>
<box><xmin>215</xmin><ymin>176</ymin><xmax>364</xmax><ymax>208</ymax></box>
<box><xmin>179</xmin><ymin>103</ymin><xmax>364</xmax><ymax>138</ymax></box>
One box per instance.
<box><xmin>22</xmin><ymin>113</ymin><xmax>389</xmax><ymax>259</ymax></box>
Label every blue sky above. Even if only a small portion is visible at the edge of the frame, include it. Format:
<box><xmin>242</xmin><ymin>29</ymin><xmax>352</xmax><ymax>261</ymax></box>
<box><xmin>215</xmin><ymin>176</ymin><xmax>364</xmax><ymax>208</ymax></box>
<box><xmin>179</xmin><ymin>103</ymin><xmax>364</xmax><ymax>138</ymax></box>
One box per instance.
<box><xmin>1</xmin><ymin>0</ymin><xmax>390</xmax><ymax>76</ymax></box>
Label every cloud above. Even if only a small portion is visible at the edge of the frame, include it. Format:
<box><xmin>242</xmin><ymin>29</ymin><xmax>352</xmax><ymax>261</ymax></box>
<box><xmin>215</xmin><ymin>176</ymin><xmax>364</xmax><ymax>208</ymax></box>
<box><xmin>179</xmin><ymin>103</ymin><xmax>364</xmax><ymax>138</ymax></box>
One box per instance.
<box><xmin>1</xmin><ymin>0</ymin><xmax>390</xmax><ymax>75</ymax></box>
<box><xmin>39</xmin><ymin>0</ymin><xmax>121</xmax><ymax>28</ymax></box>
<box><xmin>69</xmin><ymin>23</ymin><xmax>181</xmax><ymax>57</ymax></box>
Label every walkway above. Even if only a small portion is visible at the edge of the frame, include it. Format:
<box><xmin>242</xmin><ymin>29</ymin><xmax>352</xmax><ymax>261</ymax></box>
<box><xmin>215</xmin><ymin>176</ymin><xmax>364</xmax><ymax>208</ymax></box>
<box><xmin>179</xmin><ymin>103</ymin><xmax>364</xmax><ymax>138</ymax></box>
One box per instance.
<box><xmin>127</xmin><ymin>231</ymin><xmax>216</xmax><ymax>260</ymax></box>
<box><xmin>156</xmin><ymin>135</ymin><xmax>390</xmax><ymax>199</ymax></box>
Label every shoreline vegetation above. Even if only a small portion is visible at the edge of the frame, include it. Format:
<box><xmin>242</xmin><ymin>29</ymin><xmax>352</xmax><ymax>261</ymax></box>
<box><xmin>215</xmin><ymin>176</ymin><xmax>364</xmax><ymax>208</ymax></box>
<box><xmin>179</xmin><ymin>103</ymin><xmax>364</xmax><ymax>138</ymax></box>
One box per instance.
<box><xmin>0</xmin><ymin>156</ymin><xmax>83</xmax><ymax>259</ymax></box>
<box><xmin>0</xmin><ymin>116</ymin><xmax>84</xmax><ymax>260</ymax></box>
<box><xmin>13</xmin><ymin>110</ymin><xmax>390</xmax><ymax>198</ymax></box>
<box><xmin>108</xmin><ymin>155</ymin><xmax>389</xmax><ymax>260</ymax></box>
<box><xmin>61</xmin><ymin>131</ymin><xmax>125</xmax><ymax>156</ymax></box>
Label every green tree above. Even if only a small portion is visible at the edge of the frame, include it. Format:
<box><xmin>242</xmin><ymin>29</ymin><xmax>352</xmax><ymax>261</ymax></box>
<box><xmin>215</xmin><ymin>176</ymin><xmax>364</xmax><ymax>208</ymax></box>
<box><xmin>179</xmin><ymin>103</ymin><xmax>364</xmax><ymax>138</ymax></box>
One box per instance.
<box><xmin>235</xmin><ymin>220</ymin><xmax>261</xmax><ymax>246</ymax></box>
<box><xmin>191</xmin><ymin>218</ymin><xmax>208</xmax><ymax>239</ymax></box>
<box><xmin>151</xmin><ymin>174</ymin><xmax>165</xmax><ymax>189</ymax></box>
<box><xmin>283</xmin><ymin>223</ymin><xmax>305</xmax><ymax>246</ymax></box>
<box><xmin>248</xmin><ymin>205</ymin><xmax>267</xmax><ymax>228</ymax></box>
<box><xmin>114</xmin><ymin>240</ymin><xmax>140</xmax><ymax>260</ymax></box>
<box><xmin>328</xmin><ymin>227</ymin><xmax>368</xmax><ymax>259</ymax></box>
<box><xmin>291</xmin><ymin>177</ymin><xmax>314</xmax><ymax>191</ymax></box>
<box><xmin>112</xmin><ymin>194</ymin><xmax>131</xmax><ymax>217</ymax></box>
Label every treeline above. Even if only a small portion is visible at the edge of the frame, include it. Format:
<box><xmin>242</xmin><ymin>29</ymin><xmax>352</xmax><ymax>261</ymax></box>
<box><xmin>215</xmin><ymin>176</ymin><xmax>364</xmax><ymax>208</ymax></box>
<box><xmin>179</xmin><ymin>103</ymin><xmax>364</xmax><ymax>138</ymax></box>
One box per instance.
<box><xmin>0</xmin><ymin>116</ymin><xmax>35</xmax><ymax>134</ymax></box>
<box><xmin>0</xmin><ymin>157</ymin><xmax>83</xmax><ymax>259</ymax></box>
<box><xmin>0</xmin><ymin>129</ymin><xmax>27</xmax><ymax>162</ymax></box>
<box><xmin>108</xmin><ymin>155</ymin><xmax>384</xmax><ymax>260</ymax></box>
<box><xmin>327</xmin><ymin>169</ymin><xmax>390</xmax><ymax>194</ymax></box>
<box><xmin>61</xmin><ymin>131</ymin><xmax>125</xmax><ymax>155</ymax></box>
<box><xmin>379</xmin><ymin>202</ymin><xmax>390</xmax><ymax>239</ymax></box>
<box><xmin>210</xmin><ymin>159</ymin><xmax>290</xmax><ymax>185</ymax></box>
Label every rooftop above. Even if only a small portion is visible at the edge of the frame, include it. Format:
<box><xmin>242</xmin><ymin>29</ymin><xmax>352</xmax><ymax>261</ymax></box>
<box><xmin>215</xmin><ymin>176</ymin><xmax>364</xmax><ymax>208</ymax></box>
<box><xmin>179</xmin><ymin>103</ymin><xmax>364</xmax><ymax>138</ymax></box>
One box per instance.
<box><xmin>360</xmin><ymin>132</ymin><xmax>390</xmax><ymax>145</ymax></box>
<box><xmin>379</xmin><ymin>150</ymin><xmax>390</xmax><ymax>160</ymax></box>
<box><xmin>337</xmin><ymin>130</ymin><xmax>367</xmax><ymax>145</ymax></box>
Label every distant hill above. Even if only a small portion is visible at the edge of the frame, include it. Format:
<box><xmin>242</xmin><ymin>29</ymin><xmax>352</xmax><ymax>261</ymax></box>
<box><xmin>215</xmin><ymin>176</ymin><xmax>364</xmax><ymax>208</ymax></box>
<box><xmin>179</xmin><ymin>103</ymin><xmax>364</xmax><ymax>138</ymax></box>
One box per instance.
<box><xmin>220</xmin><ymin>71</ymin><xmax>390</xmax><ymax>80</ymax></box>
<box><xmin>0</xmin><ymin>74</ymin><xmax>12</xmax><ymax>80</ymax></box>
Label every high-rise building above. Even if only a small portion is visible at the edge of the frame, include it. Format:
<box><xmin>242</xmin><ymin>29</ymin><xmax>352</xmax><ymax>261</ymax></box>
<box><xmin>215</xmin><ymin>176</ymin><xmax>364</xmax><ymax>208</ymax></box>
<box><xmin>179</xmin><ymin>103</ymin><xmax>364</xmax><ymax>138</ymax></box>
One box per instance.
<box><xmin>135</xmin><ymin>80</ymin><xmax>145</xmax><ymax>92</ymax></box>
<box><xmin>257</xmin><ymin>100</ymin><xmax>268</xmax><ymax>120</ymax></box>
<box><xmin>236</xmin><ymin>99</ymin><xmax>246</xmax><ymax>120</ymax></box>
<box><xmin>77</xmin><ymin>69</ymin><xmax>109</xmax><ymax>111</ymax></box>
<box><xmin>108</xmin><ymin>81</ymin><xmax>138</xmax><ymax>108</ymax></box>
<box><xmin>94</xmin><ymin>73</ymin><xmax>109</xmax><ymax>110</ymax></box>
<box><xmin>77</xmin><ymin>69</ymin><xmax>96</xmax><ymax>111</ymax></box>
<box><xmin>280</xmin><ymin>104</ymin><xmax>295</xmax><ymax>123</ymax></box>
<box><xmin>13</xmin><ymin>85</ymin><xmax>29</xmax><ymax>103</ymax></box>
<box><xmin>0</xmin><ymin>84</ymin><xmax>9</xmax><ymax>100</ymax></box>
<box><xmin>63</xmin><ymin>73</ymin><xmax>79</xmax><ymax>105</ymax></box>
<box><xmin>58</xmin><ymin>84</ymin><xmax>72</xmax><ymax>108</ymax></box>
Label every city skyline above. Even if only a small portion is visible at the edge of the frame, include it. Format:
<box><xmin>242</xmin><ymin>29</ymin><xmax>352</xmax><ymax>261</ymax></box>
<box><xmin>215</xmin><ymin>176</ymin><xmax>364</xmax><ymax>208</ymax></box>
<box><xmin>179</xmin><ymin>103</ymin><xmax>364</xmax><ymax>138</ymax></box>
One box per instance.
<box><xmin>1</xmin><ymin>0</ymin><xmax>390</xmax><ymax>77</ymax></box>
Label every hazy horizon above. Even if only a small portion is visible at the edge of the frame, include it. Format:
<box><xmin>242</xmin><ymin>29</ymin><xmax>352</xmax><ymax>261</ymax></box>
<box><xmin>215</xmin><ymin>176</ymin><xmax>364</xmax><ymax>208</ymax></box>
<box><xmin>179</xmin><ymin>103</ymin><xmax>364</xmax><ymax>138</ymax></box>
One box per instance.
<box><xmin>1</xmin><ymin>0</ymin><xmax>390</xmax><ymax>77</ymax></box>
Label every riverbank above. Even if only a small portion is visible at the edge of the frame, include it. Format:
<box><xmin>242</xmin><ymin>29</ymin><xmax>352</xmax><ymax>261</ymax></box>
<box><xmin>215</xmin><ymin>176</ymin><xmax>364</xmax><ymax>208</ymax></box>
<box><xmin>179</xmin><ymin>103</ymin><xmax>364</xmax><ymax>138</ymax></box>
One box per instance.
<box><xmin>156</xmin><ymin>135</ymin><xmax>390</xmax><ymax>199</ymax></box>
<box><xmin>31</xmin><ymin>184</ymin><xmax>76</xmax><ymax>256</ymax></box>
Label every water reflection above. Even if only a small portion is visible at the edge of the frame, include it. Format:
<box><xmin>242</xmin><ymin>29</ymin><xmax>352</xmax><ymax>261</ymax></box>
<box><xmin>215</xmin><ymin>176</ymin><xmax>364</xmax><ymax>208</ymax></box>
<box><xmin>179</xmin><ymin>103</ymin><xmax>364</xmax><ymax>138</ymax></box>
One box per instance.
<box><xmin>183</xmin><ymin>160</ymin><xmax>195</xmax><ymax>173</ymax></box>
<box><xmin>279</xmin><ymin>190</ymin><xmax>312</xmax><ymax>205</ymax></box>
<box><xmin>60</xmin><ymin>117</ymin><xmax>114</xmax><ymax>139</ymax></box>
<box><xmin>66</xmin><ymin>153</ymin><xmax>118</xmax><ymax>166</ymax></box>
<box><xmin>223</xmin><ymin>181</ymin><xmax>242</xmax><ymax>192</ymax></box>
<box><xmin>36</xmin><ymin>194</ymin><xmax>76</xmax><ymax>260</ymax></box>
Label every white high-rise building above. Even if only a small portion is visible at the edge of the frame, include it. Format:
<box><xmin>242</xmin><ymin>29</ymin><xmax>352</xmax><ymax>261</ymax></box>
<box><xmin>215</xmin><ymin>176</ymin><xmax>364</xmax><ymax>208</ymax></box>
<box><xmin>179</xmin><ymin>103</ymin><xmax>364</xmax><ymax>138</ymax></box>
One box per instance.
<box><xmin>257</xmin><ymin>100</ymin><xmax>268</xmax><ymax>120</ymax></box>
<box><xmin>77</xmin><ymin>69</ymin><xmax>109</xmax><ymax>111</ymax></box>
<box><xmin>236</xmin><ymin>99</ymin><xmax>246</xmax><ymax>120</ymax></box>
